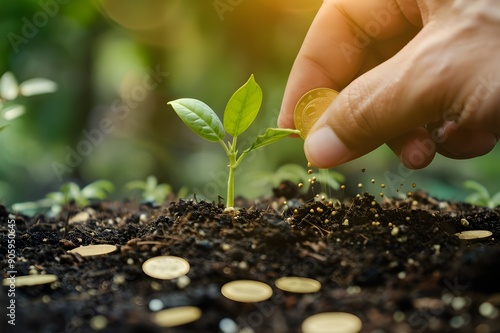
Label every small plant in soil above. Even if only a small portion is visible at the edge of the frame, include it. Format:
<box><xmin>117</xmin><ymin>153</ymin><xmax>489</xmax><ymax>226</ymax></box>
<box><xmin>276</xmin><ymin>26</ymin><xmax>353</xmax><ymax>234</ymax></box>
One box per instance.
<box><xmin>247</xmin><ymin>163</ymin><xmax>345</xmax><ymax>196</ymax></box>
<box><xmin>12</xmin><ymin>180</ymin><xmax>114</xmax><ymax>216</ymax></box>
<box><xmin>168</xmin><ymin>75</ymin><xmax>299</xmax><ymax>207</ymax></box>
<box><xmin>463</xmin><ymin>180</ymin><xmax>500</xmax><ymax>208</ymax></box>
<box><xmin>125</xmin><ymin>175</ymin><xmax>173</xmax><ymax>206</ymax></box>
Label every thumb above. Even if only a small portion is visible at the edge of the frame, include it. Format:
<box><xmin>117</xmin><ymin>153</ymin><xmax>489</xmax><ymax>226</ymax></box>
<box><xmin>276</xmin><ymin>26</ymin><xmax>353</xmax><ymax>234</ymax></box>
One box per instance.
<box><xmin>304</xmin><ymin>60</ymin><xmax>439</xmax><ymax>168</ymax></box>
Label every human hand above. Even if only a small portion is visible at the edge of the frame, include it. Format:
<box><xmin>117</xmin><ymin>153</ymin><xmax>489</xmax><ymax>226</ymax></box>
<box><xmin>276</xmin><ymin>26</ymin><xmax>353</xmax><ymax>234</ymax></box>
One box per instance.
<box><xmin>279</xmin><ymin>0</ymin><xmax>500</xmax><ymax>169</ymax></box>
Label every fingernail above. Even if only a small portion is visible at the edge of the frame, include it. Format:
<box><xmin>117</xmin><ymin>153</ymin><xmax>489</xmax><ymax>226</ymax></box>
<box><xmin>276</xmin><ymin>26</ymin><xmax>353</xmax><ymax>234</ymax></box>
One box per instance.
<box><xmin>305</xmin><ymin>126</ymin><xmax>349</xmax><ymax>168</ymax></box>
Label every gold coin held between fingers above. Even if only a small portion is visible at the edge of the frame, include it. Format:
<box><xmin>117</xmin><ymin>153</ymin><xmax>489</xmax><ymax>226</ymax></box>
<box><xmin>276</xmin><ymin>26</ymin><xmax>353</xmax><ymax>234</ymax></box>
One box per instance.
<box><xmin>302</xmin><ymin>312</ymin><xmax>362</xmax><ymax>333</ymax></box>
<box><xmin>294</xmin><ymin>88</ymin><xmax>339</xmax><ymax>139</ymax></box>
<box><xmin>142</xmin><ymin>256</ymin><xmax>190</xmax><ymax>280</ymax></box>
<box><xmin>455</xmin><ymin>230</ymin><xmax>493</xmax><ymax>240</ymax></box>
<box><xmin>68</xmin><ymin>244</ymin><xmax>117</xmax><ymax>257</ymax></box>
<box><xmin>2</xmin><ymin>274</ymin><xmax>58</xmax><ymax>287</ymax></box>
<box><xmin>275</xmin><ymin>277</ymin><xmax>321</xmax><ymax>293</ymax></box>
<box><xmin>152</xmin><ymin>306</ymin><xmax>202</xmax><ymax>327</ymax></box>
<box><xmin>221</xmin><ymin>280</ymin><xmax>273</xmax><ymax>303</ymax></box>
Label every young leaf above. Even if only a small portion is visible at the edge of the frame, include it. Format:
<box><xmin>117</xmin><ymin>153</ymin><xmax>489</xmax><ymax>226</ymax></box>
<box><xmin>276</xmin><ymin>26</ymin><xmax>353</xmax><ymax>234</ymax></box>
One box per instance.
<box><xmin>19</xmin><ymin>78</ymin><xmax>58</xmax><ymax>96</ymax></box>
<box><xmin>2</xmin><ymin>105</ymin><xmax>25</xmax><ymax>120</ymax></box>
<box><xmin>124</xmin><ymin>180</ymin><xmax>147</xmax><ymax>191</ymax></box>
<box><xmin>60</xmin><ymin>182</ymin><xmax>81</xmax><ymax>199</ymax></box>
<box><xmin>244</xmin><ymin>128</ymin><xmax>300</xmax><ymax>153</ymax></box>
<box><xmin>463</xmin><ymin>180</ymin><xmax>489</xmax><ymax>201</ymax></box>
<box><xmin>317</xmin><ymin>169</ymin><xmax>344</xmax><ymax>190</ymax></box>
<box><xmin>489</xmin><ymin>191</ymin><xmax>500</xmax><ymax>208</ymax></box>
<box><xmin>146</xmin><ymin>175</ymin><xmax>158</xmax><ymax>190</ymax></box>
<box><xmin>223</xmin><ymin>74</ymin><xmax>262</xmax><ymax>137</ymax></box>
<box><xmin>82</xmin><ymin>180</ymin><xmax>115</xmax><ymax>199</ymax></box>
<box><xmin>0</xmin><ymin>72</ymin><xmax>19</xmax><ymax>100</ymax></box>
<box><xmin>168</xmin><ymin>98</ymin><xmax>225</xmax><ymax>142</ymax></box>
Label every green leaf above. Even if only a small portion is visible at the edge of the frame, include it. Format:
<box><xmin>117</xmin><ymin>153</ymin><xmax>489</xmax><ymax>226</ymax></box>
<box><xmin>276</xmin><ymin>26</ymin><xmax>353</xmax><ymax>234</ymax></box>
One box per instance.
<box><xmin>463</xmin><ymin>180</ymin><xmax>490</xmax><ymax>201</ymax></box>
<box><xmin>0</xmin><ymin>124</ymin><xmax>8</xmax><ymax>132</ymax></box>
<box><xmin>0</xmin><ymin>72</ymin><xmax>19</xmax><ymax>100</ymax></box>
<box><xmin>148</xmin><ymin>184</ymin><xmax>172</xmax><ymax>205</ymax></box>
<box><xmin>275</xmin><ymin>164</ymin><xmax>310</xmax><ymax>183</ymax></box>
<box><xmin>82</xmin><ymin>180</ymin><xmax>114</xmax><ymax>199</ymax></box>
<box><xmin>2</xmin><ymin>105</ymin><xmax>25</xmax><ymax>120</ymax></box>
<box><xmin>168</xmin><ymin>98</ymin><xmax>225</xmax><ymax>142</ymax></box>
<box><xmin>19</xmin><ymin>78</ymin><xmax>57</xmax><ymax>96</ymax></box>
<box><xmin>489</xmin><ymin>191</ymin><xmax>500</xmax><ymax>208</ymax></box>
<box><xmin>60</xmin><ymin>182</ymin><xmax>81</xmax><ymax>199</ymax></box>
<box><xmin>464</xmin><ymin>193</ymin><xmax>487</xmax><ymax>207</ymax></box>
<box><xmin>145</xmin><ymin>175</ymin><xmax>158</xmax><ymax>190</ymax></box>
<box><xmin>244</xmin><ymin>128</ymin><xmax>300</xmax><ymax>154</ymax></box>
<box><xmin>223</xmin><ymin>74</ymin><xmax>262</xmax><ymax>137</ymax></box>
<box><xmin>124</xmin><ymin>180</ymin><xmax>147</xmax><ymax>192</ymax></box>
<box><xmin>46</xmin><ymin>191</ymin><xmax>67</xmax><ymax>205</ymax></box>
<box><xmin>317</xmin><ymin>169</ymin><xmax>344</xmax><ymax>190</ymax></box>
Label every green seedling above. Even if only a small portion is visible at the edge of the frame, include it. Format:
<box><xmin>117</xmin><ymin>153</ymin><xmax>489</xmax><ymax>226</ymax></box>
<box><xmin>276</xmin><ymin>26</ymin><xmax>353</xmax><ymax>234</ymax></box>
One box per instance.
<box><xmin>0</xmin><ymin>71</ymin><xmax>57</xmax><ymax>131</ymax></box>
<box><xmin>463</xmin><ymin>180</ymin><xmax>500</xmax><ymax>209</ymax></box>
<box><xmin>47</xmin><ymin>180</ymin><xmax>115</xmax><ymax>208</ymax></box>
<box><xmin>125</xmin><ymin>175</ymin><xmax>172</xmax><ymax>206</ymax></box>
<box><xmin>12</xmin><ymin>180</ymin><xmax>114</xmax><ymax>216</ymax></box>
<box><xmin>168</xmin><ymin>75</ymin><xmax>299</xmax><ymax>208</ymax></box>
<box><xmin>247</xmin><ymin>163</ymin><xmax>344</xmax><ymax>194</ymax></box>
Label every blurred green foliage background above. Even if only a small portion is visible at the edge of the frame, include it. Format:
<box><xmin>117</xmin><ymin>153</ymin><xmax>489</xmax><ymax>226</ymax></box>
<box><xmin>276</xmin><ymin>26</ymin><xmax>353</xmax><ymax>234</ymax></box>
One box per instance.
<box><xmin>1</xmin><ymin>0</ymin><xmax>499</xmax><ymax>206</ymax></box>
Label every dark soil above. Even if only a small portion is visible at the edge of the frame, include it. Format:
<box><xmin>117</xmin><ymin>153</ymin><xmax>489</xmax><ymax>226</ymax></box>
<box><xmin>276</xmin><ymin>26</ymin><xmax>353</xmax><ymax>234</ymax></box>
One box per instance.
<box><xmin>1</xmin><ymin>186</ymin><xmax>500</xmax><ymax>333</ymax></box>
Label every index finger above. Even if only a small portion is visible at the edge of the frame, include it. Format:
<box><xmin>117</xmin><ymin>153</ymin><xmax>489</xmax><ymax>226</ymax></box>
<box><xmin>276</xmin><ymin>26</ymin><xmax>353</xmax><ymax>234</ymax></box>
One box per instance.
<box><xmin>278</xmin><ymin>0</ymin><xmax>416</xmax><ymax>129</ymax></box>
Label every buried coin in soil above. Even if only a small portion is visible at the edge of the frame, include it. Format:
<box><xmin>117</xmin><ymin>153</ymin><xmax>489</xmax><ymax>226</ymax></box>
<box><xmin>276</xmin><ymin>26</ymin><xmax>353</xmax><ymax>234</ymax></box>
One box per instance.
<box><xmin>152</xmin><ymin>306</ymin><xmax>202</xmax><ymax>327</ymax></box>
<box><xmin>455</xmin><ymin>230</ymin><xmax>493</xmax><ymax>240</ymax></box>
<box><xmin>68</xmin><ymin>244</ymin><xmax>117</xmax><ymax>257</ymax></box>
<box><xmin>142</xmin><ymin>255</ymin><xmax>190</xmax><ymax>280</ymax></box>
<box><xmin>221</xmin><ymin>280</ymin><xmax>273</xmax><ymax>303</ymax></box>
<box><xmin>302</xmin><ymin>312</ymin><xmax>362</xmax><ymax>333</ymax></box>
<box><xmin>275</xmin><ymin>276</ymin><xmax>321</xmax><ymax>294</ymax></box>
<box><xmin>2</xmin><ymin>274</ymin><xmax>58</xmax><ymax>287</ymax></box>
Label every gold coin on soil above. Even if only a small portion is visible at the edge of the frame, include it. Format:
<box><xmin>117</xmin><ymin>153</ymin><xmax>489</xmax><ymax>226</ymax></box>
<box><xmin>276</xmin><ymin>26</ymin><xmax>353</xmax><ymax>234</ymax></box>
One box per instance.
<box><xmin>142</xmin><ymin>256</ymin><xmax>190</xmax><ymax>280</ymax></box>
<box><xmin>455</xmin><ymin>230</ymin><xmax>493</xmax><ymax>240</ymax></box>
<box><xmin>152</xmin><ymin>306</ymin><xmax>202</xmax><ymax>327</ymax></box>
<box><xmin>302</xmin><ymin>312</ymin><xmax>362</xmax><ymax>333</ymax></box>
<box><xmin>293</xmin><ymin>88</ymin><xmax>339</xmax><ymax>139</ymax></box>
<box><xmin>275</xmin><ymin>277</ymin><xmax>321</xmax><ymax>293</ymax></box>
<box><xmin>2</xmin><ymin>274</ymin><xmax>58</xmax><ymax>287</ymax></box>
<box><xmin>68</xmin><ymin>244</ymin><xmax>117</xmax><ymax>257</ymax></box>
<box><xmin>221</xmin><ymin>280</ymin><xmax>273</xmax><ymax>303</ymax></box>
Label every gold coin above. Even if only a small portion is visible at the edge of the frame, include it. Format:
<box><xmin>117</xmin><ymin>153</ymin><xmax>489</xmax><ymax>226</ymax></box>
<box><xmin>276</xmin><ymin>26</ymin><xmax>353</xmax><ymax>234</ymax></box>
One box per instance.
<box><xmin>68</xmin><ymin>244</ymin><xmax>117</xmax><ymax>257</ymax></box>
<box><xmin>302</xmin><ymin>312</ymin><xmax>362</xmax><ymax>333</ymax></box>
<box><xmin>142</xmin><ymin>256</ymin><xmax>190</xmax><ymax>280</ymax></box>
<box><xmin>221</xmin><ymin>280</ymin><xmax>273</xmax><ymax>303</ymax></box>
<box><xmin>152</xmin><ymin>306</ymin><xmax>202</xmax><ymax>327</ymax></box>
<box><xmin>2</xmin><ymin>274</ymin><xmax>58</xmax><ymax>287</ymax></box>
<box><xmin>275</xmin><ymin>277</ymin><xmax>321</xmax><ymax>293</ymax></box>
<box><xmin>294</xmin><ymin>88</ymin><xmax>339</xmax><ymax>139</ymax></box>
<box><xmin>455</xmin><ymin>230</ymin><xmax>493</xmax><ymax>240</ymax></box>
